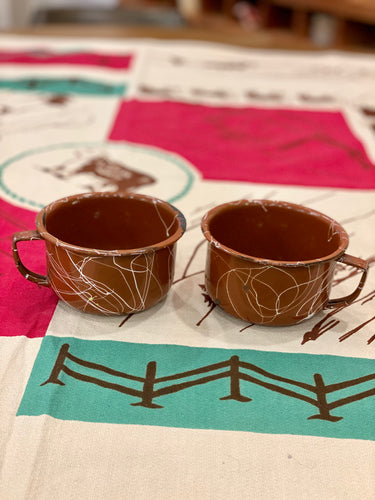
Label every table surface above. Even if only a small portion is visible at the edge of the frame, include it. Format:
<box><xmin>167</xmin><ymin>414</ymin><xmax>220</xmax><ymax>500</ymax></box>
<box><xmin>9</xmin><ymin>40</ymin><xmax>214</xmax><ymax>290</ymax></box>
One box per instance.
<box><xmin>0</xmin><ymin>30</ymin><xmax>374</xmax><ymax>500</ymax></box>
<box><xmin>8</xmin><ymin>22</ymin><xmax>319</xmax><ymax>50</ymax></box>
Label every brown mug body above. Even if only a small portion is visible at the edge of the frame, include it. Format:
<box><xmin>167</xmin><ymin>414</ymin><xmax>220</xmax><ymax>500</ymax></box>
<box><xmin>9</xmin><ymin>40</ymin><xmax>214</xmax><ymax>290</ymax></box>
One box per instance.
<box><xmin>201</xmin><ymin>200</ymin><xmax>368</xmax><ymax>326</ymax></box>
<box><xmin>13</xmin><ymin>192</ymin><xmax>186</xmax><ymax>315</ymax></box>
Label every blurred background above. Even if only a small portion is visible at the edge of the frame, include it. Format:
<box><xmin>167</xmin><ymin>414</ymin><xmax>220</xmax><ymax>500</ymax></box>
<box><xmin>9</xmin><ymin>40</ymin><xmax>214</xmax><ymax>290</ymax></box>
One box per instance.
<box><xmin>1</xmin><ymin>0</ymin><xmax>374</xmax><ymax>51</ymax></box>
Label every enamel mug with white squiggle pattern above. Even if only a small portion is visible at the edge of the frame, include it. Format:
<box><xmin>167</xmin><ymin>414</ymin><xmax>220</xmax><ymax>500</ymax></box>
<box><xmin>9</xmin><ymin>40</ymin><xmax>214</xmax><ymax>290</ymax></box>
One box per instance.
<box><xmin>201</xmin><ymin>199</ymin><xmax>368</xmax><ymax>326</ymax></box>
<box><xmin>12</xmin><ymin>192</ymin><xmax>186</xmax><ymax>315</ymax></box>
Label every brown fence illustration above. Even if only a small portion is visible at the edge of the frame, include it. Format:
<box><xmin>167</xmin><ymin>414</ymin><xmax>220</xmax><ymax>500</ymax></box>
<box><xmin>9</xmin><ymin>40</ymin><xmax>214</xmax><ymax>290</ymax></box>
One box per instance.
<box><xmin>41</xmin><ymin>343</ymin><xmax>375</xmax><ymax>422</ymax></box>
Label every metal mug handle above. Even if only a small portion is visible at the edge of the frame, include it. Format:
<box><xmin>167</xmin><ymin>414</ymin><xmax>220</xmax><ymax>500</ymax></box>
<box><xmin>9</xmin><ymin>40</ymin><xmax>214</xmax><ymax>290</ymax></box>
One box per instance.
<box><xmin>327</xmin><ymin>253</ymin><xmax>368</xmax><ymax>309</ymax></box>
<box><xmin>12</xmin><ymin>230</ymin><xmax>49</xmax><ymax>287</ymax></box>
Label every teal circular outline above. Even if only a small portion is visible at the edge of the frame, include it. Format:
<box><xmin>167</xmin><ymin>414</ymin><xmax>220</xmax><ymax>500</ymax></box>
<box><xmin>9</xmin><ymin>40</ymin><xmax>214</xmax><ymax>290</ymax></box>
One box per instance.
<box><xmin>0</xmin><ymin>141</ymin><xmax>196</xmax><ymax>209</ymax></box>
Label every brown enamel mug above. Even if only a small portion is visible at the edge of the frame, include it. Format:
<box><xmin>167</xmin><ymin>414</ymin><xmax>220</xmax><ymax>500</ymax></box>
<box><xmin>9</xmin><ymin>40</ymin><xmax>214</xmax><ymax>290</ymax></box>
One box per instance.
<box><xmin>201</xmin><ymin>199</ymin><xmax>369</xmax><ymax>326</ymax></box>
<box><xmin>13</xmin><ymin>192</ymin><xmax>186</xmax><ymax>315</ymax></box>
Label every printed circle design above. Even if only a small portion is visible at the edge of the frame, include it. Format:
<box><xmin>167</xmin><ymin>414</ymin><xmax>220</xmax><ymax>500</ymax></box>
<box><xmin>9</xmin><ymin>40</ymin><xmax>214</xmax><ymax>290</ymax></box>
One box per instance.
<box><xmin>0</xmin><ymin>141</ymin><xmax>198</xmax><ymax>210</ymax></box>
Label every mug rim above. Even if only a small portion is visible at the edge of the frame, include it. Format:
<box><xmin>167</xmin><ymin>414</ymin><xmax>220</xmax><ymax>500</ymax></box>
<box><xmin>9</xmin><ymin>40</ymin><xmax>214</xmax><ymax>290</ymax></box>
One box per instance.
<box><xmin>201</xmin><ymin>199</ymin><xmax>349</xmax><ymax>267</ymax></box>
<box><xmin>35</xmin><ymin>191</ymin><xmax>186</xmax><ymax>256</ymax></box>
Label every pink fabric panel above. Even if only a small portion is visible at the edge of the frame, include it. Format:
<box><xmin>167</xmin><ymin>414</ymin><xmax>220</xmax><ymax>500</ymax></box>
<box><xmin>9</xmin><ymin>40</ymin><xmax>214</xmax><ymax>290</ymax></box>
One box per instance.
<box><xmin>0</xmin><ymin>50</ymin><xmax>132</xmax><ymax>69</ymax></box>
<box><xmin>109</xmin><ymin>100</ymin><xmax>375</xmax><ymax>189</ymax></box>
<box><xmin>0</xmin><ymin>200</ymin><xmax>57</xmax><ymax>338</ymax></box>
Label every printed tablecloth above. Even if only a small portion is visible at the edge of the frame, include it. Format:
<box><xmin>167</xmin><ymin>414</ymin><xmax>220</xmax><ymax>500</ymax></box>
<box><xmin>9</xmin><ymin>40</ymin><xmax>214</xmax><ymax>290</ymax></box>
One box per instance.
<box><xmin>0</xmin><ymin>35</ymin><xmax>374</xmax><ymax>499</ymax></box>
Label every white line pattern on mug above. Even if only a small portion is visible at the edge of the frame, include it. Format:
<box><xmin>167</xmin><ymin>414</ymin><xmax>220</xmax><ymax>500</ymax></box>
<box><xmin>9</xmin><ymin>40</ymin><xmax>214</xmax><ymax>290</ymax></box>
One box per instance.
<box><xmin>47</xmin><ymin>247</ymin><xmax>173</xmax><ymax>315</ymax></box>
<box><xmin>215</xmin><ymin>263</ymin><xmax>333</xmax><ymax>324</ymax></box>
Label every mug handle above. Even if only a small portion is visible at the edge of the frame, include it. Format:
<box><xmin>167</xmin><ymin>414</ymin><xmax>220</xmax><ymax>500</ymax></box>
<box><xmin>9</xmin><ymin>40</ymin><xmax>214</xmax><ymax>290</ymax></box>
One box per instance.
<box><xmin>12</xmin><ymin>230</ymin><xmax>49</xmax><ymax>287</ymax></box>
<box><xmin>326</xmin><ymin>254</ymin><xmax>368</xmax><ymax>309</ymax></box>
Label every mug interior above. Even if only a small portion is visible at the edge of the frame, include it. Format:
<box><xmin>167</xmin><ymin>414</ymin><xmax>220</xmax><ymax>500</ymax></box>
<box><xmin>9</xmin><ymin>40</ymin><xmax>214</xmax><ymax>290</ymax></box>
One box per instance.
<box><xmin>44</xmin><ymin>195</ymin><xmax>180</xmax><ymax>251</ymax></box>
<box><xmin>208</xmin><ymin>202</ymin><xmax>345</xmax><ymax>262</ymax></box>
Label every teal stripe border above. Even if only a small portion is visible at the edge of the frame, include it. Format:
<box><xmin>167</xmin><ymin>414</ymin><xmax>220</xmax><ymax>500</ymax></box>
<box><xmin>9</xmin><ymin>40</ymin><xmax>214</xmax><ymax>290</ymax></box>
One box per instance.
<box><xmin>0</xmin><ymin>78</ymin><xmax>126</xmax><ymax>96</ymax></box>
<box><xmin>17</xmin><ymin>336</ymin><xmax>375</xmax><ymax>440</ymax></box>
